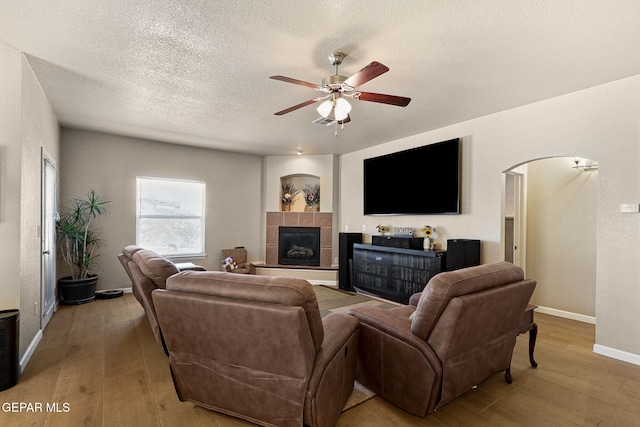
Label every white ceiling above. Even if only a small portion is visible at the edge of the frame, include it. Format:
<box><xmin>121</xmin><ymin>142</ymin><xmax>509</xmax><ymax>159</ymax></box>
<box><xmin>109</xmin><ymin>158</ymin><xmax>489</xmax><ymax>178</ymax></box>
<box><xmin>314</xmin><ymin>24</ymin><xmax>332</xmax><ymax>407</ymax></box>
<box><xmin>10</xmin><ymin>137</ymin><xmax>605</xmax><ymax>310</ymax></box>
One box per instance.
<box><xmin>2</xmin><ymin>1</ymin><xmax>640</xmax><ymax>156</ymax></box>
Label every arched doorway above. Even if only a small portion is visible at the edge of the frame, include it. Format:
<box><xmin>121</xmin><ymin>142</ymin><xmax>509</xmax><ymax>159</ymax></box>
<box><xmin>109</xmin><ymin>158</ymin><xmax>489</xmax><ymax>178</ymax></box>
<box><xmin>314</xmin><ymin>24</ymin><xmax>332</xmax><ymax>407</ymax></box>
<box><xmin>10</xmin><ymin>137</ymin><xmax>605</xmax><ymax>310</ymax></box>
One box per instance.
<box><xmin>502</xmin><ymin>156</ymin><xmax>598</xmax><ymax>322</ymax></box>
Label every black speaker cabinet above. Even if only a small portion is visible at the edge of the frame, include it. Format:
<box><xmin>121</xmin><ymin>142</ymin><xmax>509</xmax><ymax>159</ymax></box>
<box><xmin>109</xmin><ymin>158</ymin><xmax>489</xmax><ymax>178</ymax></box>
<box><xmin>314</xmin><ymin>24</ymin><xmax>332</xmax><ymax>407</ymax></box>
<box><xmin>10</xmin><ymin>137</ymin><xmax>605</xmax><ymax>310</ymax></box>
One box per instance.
<box><xmin>446</xmin><ymin>239</ymin><xmax>481</xmax><ymax>271</ymax></box>
<box><xmin>371</xmin><ymin>235</ymin><xmax>424</xmax><ymax>250</ymax></box>
<box><xmin>339</xmin><ymin>233</ymin><xmax>362</xmax><ymax>291</ymax></box>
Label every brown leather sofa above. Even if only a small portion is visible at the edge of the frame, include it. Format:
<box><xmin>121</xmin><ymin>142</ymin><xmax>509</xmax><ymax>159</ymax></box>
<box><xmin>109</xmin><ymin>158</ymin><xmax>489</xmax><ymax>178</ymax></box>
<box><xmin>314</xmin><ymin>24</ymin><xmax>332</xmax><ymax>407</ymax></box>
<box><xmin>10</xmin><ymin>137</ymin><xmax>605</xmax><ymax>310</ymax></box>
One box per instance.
<box><xmin>152</xmin><ymin>271</ymin><xmax>360</xmax><ymax>427</ymax></box>
<box><xmin>347</xmin><ymin>262</ymin><xmax>536</xmax><ymax>417</ymax></box>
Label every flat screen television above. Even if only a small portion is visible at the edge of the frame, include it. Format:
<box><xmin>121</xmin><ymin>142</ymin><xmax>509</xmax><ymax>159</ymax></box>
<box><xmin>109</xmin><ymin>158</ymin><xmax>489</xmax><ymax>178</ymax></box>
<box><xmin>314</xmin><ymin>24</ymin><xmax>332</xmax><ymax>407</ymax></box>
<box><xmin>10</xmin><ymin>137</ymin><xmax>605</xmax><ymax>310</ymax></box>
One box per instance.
<box><xmin>363</xmin><ymin>138</ymin><xmax>460</xmax><ymax>215</ymax></box>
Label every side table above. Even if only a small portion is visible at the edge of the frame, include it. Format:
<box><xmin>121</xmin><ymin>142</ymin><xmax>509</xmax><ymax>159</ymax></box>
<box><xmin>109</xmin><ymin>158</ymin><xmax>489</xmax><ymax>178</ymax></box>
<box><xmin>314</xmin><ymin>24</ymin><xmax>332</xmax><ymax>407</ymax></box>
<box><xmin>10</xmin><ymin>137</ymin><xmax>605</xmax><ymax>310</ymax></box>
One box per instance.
<box><xmin>518</xmin><ymin>304</ymin><xmax>538</xmax><ymax>368</ymax></box>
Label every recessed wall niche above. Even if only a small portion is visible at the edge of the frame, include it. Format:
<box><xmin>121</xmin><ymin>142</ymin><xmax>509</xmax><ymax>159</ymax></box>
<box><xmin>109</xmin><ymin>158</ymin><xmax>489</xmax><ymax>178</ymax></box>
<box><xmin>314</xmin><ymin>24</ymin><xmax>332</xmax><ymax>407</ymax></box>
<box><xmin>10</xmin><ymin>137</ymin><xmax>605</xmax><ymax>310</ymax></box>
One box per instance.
<box><xmin>280</xmin><ymin>174</ymin><xmax>320</xmax><ymax>212</ymax></box>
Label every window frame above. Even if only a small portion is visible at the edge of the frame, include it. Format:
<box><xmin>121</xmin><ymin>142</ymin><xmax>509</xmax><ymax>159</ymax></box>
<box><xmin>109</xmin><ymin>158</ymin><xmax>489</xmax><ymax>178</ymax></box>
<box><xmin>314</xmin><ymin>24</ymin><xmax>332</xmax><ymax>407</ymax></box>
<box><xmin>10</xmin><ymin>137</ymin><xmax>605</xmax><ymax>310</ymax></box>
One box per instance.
<box><xmin>135</xmin><ymin>176</ymin><xmax>206</xmax><ymax>259</ymax></box>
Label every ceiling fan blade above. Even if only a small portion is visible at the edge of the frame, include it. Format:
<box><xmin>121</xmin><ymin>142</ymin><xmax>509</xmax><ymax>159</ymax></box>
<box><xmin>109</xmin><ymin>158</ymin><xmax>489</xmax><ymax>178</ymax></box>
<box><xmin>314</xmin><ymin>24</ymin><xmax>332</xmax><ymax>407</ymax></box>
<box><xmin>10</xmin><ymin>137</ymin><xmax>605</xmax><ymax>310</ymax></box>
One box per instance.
<box><xmin>357</xmin><ymin>91</ymin><xmax>411</xmax><ymax>107</ymax></box>
<box><xmin>343</xmin><ymin>62</ymin><xmax>389</xmax><ymax>88</ymax></box>
<box><xmin>274</xmin><ymin>98</ymin><xmax>319</xmax><ymax>115</ymax></box>
<box><xmin>270</xmin><ymin>75</ymin><xmax>322</xmax><ymax>90</ymax></box>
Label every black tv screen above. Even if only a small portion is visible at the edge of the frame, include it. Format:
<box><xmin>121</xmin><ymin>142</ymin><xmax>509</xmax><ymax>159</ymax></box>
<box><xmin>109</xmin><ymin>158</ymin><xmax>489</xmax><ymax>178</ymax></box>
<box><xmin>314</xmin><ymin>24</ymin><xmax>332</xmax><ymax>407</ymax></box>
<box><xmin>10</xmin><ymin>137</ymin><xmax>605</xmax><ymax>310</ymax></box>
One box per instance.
<box><xmin>363</xmin><ymin>138</ymin><xmax>460</xmax><ymax>215</ymax></box>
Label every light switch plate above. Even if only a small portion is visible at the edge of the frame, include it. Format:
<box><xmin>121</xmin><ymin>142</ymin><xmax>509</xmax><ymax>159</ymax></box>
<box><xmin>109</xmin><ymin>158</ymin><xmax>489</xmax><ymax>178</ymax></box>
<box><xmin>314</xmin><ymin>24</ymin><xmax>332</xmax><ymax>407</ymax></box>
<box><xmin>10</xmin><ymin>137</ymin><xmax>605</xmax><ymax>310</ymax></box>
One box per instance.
<box><xmin>620</xmin><ymin>204</ymin><xmax>640</xmax><ymax>213</ymax></box>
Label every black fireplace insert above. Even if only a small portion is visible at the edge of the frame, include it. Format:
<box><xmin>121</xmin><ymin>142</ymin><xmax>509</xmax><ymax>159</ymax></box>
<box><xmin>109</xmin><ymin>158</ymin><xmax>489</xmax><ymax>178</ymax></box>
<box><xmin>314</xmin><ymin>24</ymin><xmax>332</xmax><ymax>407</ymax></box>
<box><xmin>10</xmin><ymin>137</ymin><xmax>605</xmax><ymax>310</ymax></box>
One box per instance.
<box><xmin>278</xmin><ymin>226</ymin><xmax>321</xmax><ymax>266</ymax></box>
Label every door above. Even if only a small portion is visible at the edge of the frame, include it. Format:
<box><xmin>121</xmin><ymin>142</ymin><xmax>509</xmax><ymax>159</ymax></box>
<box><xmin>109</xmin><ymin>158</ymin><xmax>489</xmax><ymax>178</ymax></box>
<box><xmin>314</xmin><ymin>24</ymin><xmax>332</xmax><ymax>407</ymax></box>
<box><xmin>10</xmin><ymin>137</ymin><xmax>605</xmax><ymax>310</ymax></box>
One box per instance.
<box><xmin>503</xmin><ymin>171</ymin><xmax>526</xmax><ymax>269</ymax></box>
<box><xmin>42</xmin><ymin>152</ymin><xmax>57</xmax><ymax>329</ymax></box>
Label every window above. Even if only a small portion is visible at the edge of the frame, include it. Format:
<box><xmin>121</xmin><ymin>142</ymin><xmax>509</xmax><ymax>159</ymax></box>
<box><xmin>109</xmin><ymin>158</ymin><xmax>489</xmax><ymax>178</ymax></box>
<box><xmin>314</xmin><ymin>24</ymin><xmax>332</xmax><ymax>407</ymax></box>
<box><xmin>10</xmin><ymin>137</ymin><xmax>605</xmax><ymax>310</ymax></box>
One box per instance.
<box><xmin>136</xmin><ymin>177</ymin><xmax>205</xmax><ymax>257</ymax></box>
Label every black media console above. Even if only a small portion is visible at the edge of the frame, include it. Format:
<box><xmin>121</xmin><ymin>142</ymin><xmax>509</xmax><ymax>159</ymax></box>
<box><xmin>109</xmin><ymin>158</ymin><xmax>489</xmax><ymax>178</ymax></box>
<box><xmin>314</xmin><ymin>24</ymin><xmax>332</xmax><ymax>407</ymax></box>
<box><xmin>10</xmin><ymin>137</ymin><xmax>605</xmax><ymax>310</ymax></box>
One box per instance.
<box><xmin>351</xmin><ymin>239</ymin><xmax>480</xmax><ymax>304</ymax></box>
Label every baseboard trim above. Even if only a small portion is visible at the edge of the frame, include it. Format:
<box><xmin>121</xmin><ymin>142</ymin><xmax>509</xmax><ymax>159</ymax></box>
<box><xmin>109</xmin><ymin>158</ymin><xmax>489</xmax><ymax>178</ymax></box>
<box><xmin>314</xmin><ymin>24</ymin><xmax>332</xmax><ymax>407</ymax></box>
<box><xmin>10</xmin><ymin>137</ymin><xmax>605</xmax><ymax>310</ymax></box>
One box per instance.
<box><xmin>20</xmin><ymin>329</ymin><xmax>43</xmax><ymax>372</ymax></box>
<box><xmin>593</xmin><ymin>344</ymin><xmax>640</xmax><ymax>366</ymax></box>
<box><xmin>308</xmin><ymin>280</ymin><xmax>337</xmax><ymax>286</ymax></box>
<box><xmin>535</xmin><ymin>307</ymin><xmax>640</xmax><ymax>366</ymax></box>
<box><xmin>535</xmin><ymin>306</ymin><xmax>596</xmax><ymax>324</ymax></box>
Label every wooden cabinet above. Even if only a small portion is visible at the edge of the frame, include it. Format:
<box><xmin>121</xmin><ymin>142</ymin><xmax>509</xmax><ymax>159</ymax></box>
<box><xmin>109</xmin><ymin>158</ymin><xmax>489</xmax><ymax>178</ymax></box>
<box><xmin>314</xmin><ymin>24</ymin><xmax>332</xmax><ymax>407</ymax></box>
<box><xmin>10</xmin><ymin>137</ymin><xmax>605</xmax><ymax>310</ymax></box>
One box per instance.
<box><xmin>351</xmin><ymin>243</ymin><xmax>446</xmax><ymax>304</ymax></box>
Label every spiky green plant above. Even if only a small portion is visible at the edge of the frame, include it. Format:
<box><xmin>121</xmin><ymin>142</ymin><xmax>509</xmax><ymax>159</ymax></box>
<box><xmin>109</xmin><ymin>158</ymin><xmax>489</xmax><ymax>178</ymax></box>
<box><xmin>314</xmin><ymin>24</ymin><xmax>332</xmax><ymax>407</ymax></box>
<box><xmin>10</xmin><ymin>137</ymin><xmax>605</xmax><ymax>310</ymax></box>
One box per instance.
<box><xmin>56</xmin><ymin>189</ymin><xmax>110</xmax><ymax>280</ymax></box>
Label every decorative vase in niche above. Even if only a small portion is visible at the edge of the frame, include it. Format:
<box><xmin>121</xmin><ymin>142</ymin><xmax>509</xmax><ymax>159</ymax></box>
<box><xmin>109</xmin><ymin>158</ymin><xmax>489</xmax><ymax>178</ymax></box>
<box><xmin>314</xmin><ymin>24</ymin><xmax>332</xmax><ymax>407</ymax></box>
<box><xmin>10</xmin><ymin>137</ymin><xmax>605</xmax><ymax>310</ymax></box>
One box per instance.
<box><xmin>424</xmin><ymin>238</ymin><xmax>431</xmax><ymax>250</ymax></box>
<box><xmin>282</xmin><ymin>203</ymin><xmax>291</xmax><ymax>212</ymax></box>
<box><xmin>304</xmin><ymin>204</ymin><xmax>319</xmax><ymax>212</ymax></box>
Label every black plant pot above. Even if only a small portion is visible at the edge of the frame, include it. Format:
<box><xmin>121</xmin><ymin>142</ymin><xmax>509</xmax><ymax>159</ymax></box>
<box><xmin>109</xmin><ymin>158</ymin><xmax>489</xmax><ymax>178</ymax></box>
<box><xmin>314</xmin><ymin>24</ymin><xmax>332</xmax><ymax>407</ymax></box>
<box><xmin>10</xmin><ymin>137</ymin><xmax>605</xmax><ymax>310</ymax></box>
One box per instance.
<box><xmin>58</xmin><ymin>275</ymin><xmax>98</xmax><ymax>305</ymax></box>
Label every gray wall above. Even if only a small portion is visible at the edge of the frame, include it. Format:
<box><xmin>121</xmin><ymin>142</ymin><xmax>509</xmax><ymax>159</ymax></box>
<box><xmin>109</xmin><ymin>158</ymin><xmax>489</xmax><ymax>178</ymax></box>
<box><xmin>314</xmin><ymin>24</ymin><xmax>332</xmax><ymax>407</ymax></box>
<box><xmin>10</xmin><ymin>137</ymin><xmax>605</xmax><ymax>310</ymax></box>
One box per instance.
<box><xmin>59</xmin><ymin>129</ymin><xmax>263</xmax><ymax>290</ymax></box>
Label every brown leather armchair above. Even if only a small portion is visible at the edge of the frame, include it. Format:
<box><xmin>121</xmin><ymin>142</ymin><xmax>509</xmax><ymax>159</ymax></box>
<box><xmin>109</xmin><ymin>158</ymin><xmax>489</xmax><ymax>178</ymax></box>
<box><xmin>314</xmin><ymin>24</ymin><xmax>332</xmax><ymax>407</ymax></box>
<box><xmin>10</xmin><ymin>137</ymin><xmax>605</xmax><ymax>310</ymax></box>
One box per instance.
<box><xmin>119</xmin><ymin>247</ymin><xmax>179</xmax><ymax>352</ymax></box>
<box><xmin>347</xmin><ymin>262</ymin><xmax>536</xmax><ymax>417</ymax></box>
<box><xmin>152</xmin><ymin>271</ymin><xmax>360</xmax><ymax>427</ymax></box>
<box><xmin>118</xmin><ymin>246</ymin><xmax>207</xmax><ymax>352</ymax></box>
<box><xmin>117</xmin><ymin>245</ymin><xmax>144</xmax><ymax>303</ymax></box>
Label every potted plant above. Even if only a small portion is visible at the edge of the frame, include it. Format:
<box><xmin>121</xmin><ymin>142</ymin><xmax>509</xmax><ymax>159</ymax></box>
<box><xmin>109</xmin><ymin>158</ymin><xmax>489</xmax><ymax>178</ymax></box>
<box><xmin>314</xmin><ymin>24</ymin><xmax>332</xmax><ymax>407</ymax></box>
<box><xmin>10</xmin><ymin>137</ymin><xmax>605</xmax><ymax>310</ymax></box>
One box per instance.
<box><xmin>56</xmin><ymin>189</ymin><xmax>110</xmax><ymax>304</ymax></box>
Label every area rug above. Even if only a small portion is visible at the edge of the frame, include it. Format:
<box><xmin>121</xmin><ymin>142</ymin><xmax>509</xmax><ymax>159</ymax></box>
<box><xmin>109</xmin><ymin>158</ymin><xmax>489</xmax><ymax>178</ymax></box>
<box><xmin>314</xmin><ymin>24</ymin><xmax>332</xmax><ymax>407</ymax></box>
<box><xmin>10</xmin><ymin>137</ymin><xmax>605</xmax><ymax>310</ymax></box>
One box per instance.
<box><xmin>312</xmin><ymin>285</ymin><xmax>396</xmax><ymax>411</ymax></box>
<box><xmin>314</xmin><ymin>284</ymin><xmax>396</xmax><ymax>317</ymax></box>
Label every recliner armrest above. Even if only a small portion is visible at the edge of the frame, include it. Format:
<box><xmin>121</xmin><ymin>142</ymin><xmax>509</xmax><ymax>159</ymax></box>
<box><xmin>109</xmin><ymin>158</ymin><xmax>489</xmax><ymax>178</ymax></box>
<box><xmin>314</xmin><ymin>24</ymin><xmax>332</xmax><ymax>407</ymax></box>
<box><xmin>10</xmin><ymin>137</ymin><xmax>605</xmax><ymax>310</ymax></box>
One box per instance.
<box><xmin>305</xmin><ymin>313</ymin><xmax>359</xmax><ymax>426</ymax></box>
<box><xmin>347</xmin><ymin>304</ymin><xmax>442</xmax><ymax>417</ymax></box>
<box><xmin>348</xmin><ymin>305</ymin><xmax>423</xmax><ymax>348</ymax></box>
<box><xmin>308</xmin><ymin>313</ymin><xmax>359</xmax><ymax>393</ymax></box>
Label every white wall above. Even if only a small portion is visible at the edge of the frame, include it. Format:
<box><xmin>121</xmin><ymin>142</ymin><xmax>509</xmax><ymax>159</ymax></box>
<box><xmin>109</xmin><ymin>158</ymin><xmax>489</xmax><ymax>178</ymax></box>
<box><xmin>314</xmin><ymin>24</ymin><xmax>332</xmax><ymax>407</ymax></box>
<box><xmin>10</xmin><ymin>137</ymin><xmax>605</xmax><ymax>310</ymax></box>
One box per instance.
<box><xmin>525</xmin><ymin>157</ymin><xmax>597</xmax><ymax>317</ymax></box>
<box><xmin>0</xmin><ymin>46</ymin><xmax>22</xmax><ymax>312</ymax></box>
<box><xmin>264</xmin><ymin>155</ymin><xmax>336</xmax><ymax>212</ymax></box>
<box><xmin>60</xmin><ymin>129</ymin><xmax>263</xmax><ymax>289</ymax></box>
<box><xmin>0</xmin><ymin>47</ymin><xmax>60</xmax><ymax>360</ymax></box>
<box><xmin>20</xmin><ymin>55</ymin><xmax>60</xmax><ymax>357</ymax></box>
<box><xmin>340</xmin><ymin>75</ymin><xmax>640</xmax><ymax>358</ymax></box>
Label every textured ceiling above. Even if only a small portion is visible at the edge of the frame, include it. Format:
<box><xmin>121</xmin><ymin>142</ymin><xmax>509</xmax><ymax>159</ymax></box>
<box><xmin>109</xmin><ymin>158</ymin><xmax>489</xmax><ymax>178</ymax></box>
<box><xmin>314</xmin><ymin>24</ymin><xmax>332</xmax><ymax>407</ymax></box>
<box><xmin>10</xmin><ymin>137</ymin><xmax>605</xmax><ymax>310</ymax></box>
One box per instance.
<box><xmin>1</xmin><ymin>1</ymin><xmax>640</xmax><ymax>156</ymax></box>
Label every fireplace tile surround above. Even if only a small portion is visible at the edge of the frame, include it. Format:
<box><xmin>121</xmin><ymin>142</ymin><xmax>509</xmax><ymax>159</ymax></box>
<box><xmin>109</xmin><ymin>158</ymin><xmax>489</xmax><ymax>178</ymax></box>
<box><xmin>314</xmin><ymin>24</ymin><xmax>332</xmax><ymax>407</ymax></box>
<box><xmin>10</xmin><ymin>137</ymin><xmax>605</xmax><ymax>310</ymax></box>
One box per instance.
<box><xmin>266</xmin><ymin>212</ymin><xmax>332</xmax><ymax>267</ymax></box>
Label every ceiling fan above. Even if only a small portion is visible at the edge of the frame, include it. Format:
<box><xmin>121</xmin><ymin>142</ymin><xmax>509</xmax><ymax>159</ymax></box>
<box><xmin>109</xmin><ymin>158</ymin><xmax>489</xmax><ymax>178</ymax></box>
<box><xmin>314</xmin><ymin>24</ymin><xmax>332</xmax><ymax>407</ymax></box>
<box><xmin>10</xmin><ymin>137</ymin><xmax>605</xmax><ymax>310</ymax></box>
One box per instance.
<box><xmin>270</xmin><ymin>52</ymin><xmax>411</xmax><ymax>127</ymax></box>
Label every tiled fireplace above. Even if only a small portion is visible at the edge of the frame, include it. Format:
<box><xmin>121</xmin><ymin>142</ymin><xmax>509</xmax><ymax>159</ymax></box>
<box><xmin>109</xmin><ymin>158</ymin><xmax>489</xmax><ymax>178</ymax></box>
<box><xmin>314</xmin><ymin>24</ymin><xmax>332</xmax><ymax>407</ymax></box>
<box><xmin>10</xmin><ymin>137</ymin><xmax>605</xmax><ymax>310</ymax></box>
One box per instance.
<box><xmin>266</xmin><ymin>212</ymin><xmax>332</xmax><ymax>267</ymax></box>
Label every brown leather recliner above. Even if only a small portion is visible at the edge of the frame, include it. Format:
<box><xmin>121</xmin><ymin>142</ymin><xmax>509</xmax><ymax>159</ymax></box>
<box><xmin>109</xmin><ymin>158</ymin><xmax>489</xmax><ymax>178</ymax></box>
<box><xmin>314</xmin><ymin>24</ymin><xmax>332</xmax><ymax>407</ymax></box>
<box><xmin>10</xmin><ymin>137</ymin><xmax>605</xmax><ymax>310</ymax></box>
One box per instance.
<box><xmin>347</xmin><ymin>262</ymin><xmax>536</xmax><ymax>417</ymax></box>
<box><xmin>118</xmin><ymin>245</ymin><xmax>207</xmax><ymax>352</ymax></box>
<box><xmin>120</xmin><ymin>247</ymin><xmax>179</xmax><ymax>352</ymax></box>
<box><xmin>117</xmin><ymin>245</ymin><xmax>144</xmax><ymax>304</ymax></box>
<box><xmin>152</xmin><ymin>271</ymin><xmax>360</xmax><ymax>427</ymax></box>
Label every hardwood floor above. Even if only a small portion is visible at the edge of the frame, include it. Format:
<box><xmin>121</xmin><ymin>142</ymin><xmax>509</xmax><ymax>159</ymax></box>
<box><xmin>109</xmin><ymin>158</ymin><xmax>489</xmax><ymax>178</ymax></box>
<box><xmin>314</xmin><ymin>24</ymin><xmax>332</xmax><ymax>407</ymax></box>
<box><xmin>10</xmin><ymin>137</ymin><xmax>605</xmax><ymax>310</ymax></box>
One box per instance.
<box><xmin>2</xmin><ymin>293</ymin><xmax>640</xmax><ymax>426</ymax></box>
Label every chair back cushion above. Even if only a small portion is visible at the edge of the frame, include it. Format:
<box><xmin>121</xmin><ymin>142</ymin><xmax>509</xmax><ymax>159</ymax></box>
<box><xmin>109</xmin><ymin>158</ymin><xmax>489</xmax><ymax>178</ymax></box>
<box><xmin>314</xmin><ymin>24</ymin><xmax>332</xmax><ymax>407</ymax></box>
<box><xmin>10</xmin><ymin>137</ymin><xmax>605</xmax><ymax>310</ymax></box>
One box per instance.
<box><xmin>428</xmin><ymin>278</ymin><xmax>536</xmax><ymax>404</ymax></box>
<box><xmin>119</xmin><ymin>245</ymin><xmax>144</xmax><ymax>287</ymax></box>
<box><xmin>132</xmin><ymin>249</ymin><xmax>179</xmax><ymax>289</ymax></box>
<box><xmin>161</xmin><ymin>271</ymin><xmax>324</xmax><ymax>351</ymax></box>
<box><xmin>411</xmin><ymin>262</ymin><xmax>525</xmax><ymax>339</ymax></box>
<box><xmin>122</xmin><ymin>244</ymin><xmax>143</xmax><ymax>259</ymax></box>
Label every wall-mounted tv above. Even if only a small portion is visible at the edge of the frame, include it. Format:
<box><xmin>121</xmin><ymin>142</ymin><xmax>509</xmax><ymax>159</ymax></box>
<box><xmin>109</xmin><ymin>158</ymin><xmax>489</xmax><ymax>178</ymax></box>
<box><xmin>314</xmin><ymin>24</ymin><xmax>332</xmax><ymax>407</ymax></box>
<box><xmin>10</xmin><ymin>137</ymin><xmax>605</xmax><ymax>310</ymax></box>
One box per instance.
<box><xmin>364</xmin><ymin>138</ymin><xmax>460</xmax><ymax>215</ymax></box>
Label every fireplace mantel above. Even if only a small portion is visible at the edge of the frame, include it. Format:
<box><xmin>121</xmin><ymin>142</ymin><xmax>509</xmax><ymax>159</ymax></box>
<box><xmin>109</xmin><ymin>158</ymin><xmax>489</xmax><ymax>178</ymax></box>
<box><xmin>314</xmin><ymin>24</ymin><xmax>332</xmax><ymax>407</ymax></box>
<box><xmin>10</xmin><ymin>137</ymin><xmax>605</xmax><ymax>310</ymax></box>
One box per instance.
<box><xmin>266</xmin><ymin>212</ymin><xmax>332</xmax><ymax>267</ymax></box>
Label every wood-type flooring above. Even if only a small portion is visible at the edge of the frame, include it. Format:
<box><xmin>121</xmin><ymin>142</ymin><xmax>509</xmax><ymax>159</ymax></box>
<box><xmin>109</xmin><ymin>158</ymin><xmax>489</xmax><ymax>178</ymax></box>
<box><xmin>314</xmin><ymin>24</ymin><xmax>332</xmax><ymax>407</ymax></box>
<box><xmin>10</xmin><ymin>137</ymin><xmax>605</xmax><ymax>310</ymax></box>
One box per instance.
<box><xmin>2</xmin><ymin>291</ymin><xmax>640</xmax><ymax>426</ymax></box>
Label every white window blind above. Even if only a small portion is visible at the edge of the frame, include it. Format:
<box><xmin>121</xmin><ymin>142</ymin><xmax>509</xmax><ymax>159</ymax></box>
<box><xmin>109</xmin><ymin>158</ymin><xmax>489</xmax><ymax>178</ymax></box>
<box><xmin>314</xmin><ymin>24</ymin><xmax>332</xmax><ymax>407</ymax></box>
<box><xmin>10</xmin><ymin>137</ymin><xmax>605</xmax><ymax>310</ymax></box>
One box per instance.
<box><xmin>136</xmin><ymin>177</ymin><xmax>205</xmax><ymax>257</ymax></box>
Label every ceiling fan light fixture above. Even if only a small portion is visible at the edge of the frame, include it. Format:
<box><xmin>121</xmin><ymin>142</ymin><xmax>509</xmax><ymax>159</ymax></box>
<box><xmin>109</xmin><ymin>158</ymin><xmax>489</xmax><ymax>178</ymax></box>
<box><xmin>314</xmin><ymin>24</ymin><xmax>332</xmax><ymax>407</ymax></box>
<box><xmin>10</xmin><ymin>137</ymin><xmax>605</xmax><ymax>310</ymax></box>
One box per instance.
<box><xmin>316</xmin><ymin>100</ymin><xmax>333</xmax><ymax>118</ymax></box>
<box><xmin>273</xmin><ymin>52</ymin><xmax>410</xmax><ymax>128</ymax></box>
<box><xmin>334</xmin><ymin>97</ymin><xmax>351</xmax><ymax>121</ymax></box>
